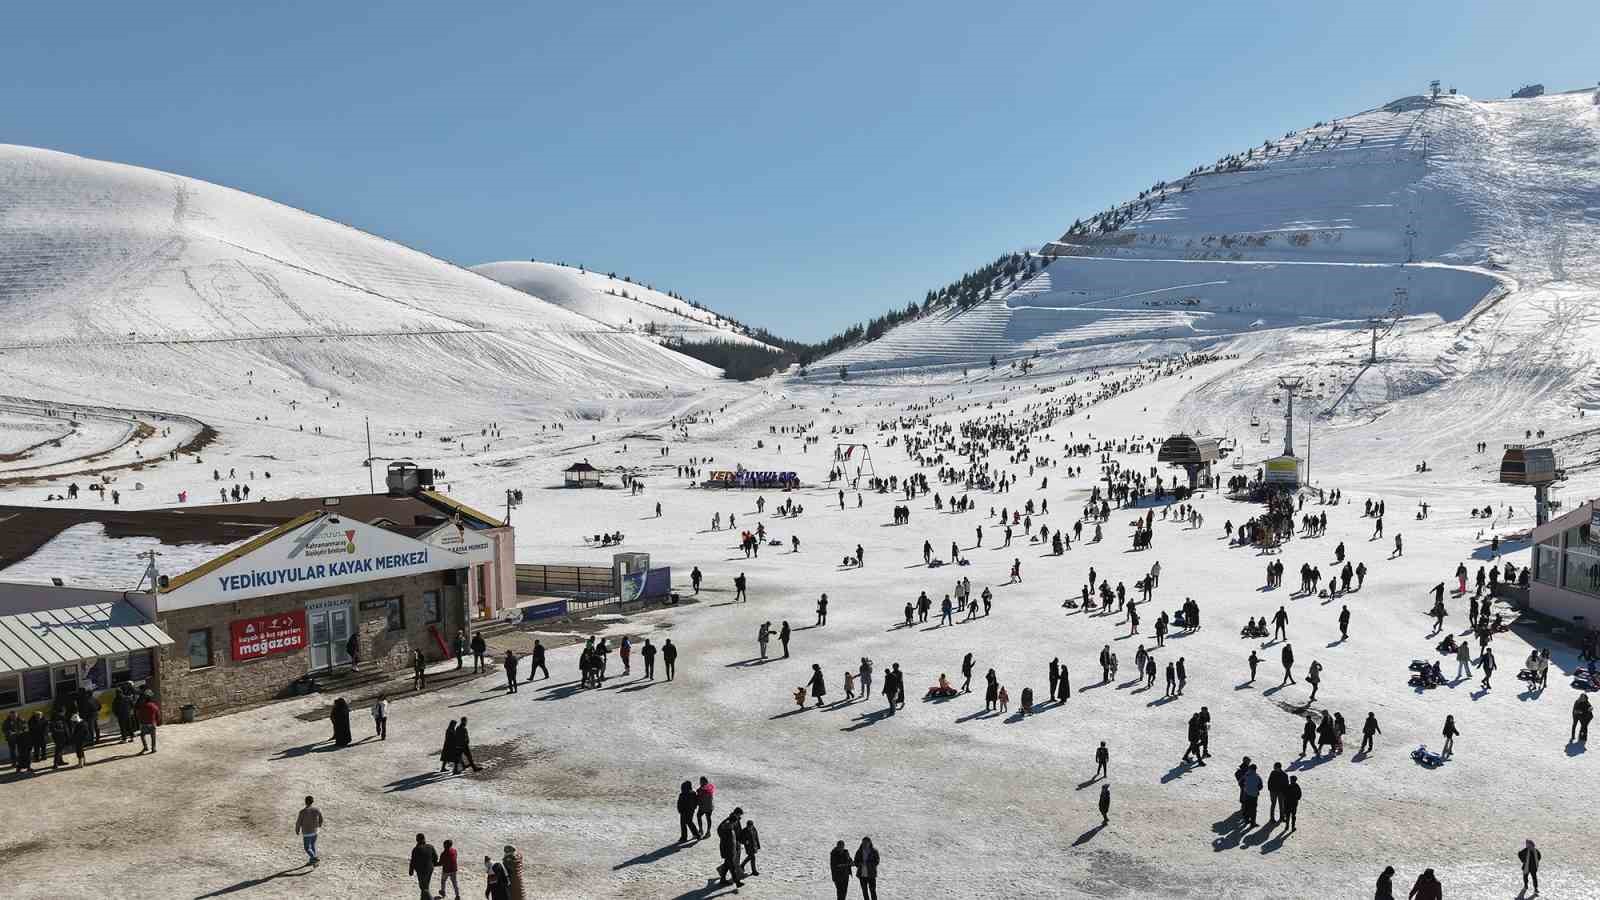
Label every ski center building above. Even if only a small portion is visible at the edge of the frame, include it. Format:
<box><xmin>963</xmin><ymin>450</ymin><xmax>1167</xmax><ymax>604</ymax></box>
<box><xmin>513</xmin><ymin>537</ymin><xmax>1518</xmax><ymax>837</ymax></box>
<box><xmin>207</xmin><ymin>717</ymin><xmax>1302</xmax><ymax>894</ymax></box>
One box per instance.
<box><xmin>1527</xmin><ymin>497</ymin><xmax>1600</xmax><ymax>623</ymax></box>
<box><xmin>0</xmin><ymin>484</ymin><xmax>514</xmax><ymax>719</ymax></box>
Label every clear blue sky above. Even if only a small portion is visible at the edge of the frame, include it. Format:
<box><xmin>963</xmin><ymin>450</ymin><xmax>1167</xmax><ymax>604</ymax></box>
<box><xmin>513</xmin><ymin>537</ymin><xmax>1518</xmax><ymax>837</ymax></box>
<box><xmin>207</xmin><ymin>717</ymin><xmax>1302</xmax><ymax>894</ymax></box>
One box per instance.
<box><xmin>7</xmin><ymin>2</ymin><xmax>1595</xmax><ymax>340</ymax></box>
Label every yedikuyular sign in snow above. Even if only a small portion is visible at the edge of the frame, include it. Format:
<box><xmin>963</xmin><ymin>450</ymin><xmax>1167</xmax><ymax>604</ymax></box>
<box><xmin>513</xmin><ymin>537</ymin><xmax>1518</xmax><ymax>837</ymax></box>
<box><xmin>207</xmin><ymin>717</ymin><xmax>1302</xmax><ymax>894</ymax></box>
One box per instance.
<box><xmin>160</xmin><ymin>515</ymin><xmax>465</xmax><ymax>611</ymax></box>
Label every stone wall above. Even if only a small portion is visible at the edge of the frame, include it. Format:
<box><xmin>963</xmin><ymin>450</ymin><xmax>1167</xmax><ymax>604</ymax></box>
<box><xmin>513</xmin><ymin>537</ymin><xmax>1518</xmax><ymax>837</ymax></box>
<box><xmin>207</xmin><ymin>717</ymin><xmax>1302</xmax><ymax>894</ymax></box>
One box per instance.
<box><xmin>155</xmin><ymin>571</ymin><xmax>452</xmax><ymax>715</ymax></box>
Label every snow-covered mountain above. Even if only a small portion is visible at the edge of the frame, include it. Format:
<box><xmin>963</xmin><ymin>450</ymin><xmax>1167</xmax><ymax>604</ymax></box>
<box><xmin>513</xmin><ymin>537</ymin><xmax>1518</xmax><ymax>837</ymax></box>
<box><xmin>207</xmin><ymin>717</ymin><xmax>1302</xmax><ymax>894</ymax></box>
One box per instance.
<box><xmin>0</xmin><ymin>144</ymin><xmax>718</xmax><ymax>397</ymax></box>
<box><xmin>819</xmin><ymin>89</ymin><xmax>1600</xmax><ymax>379</ymax></box>
<box><xmin>473</xmin><ymin>260</ymin><xmax>777</xmax><ymax>350</ymax></box>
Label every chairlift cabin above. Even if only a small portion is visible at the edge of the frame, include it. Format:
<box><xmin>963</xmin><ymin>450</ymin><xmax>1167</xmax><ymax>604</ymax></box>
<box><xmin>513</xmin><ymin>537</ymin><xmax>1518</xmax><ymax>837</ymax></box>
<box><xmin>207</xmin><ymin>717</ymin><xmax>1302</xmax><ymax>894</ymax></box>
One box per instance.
<box><xmin>1156</xmin><ymin>434</ymin><xmax>1222</xmax><ymax>489</ymax></box>
<box><xmin>1500</xmin><ymin>444</ymin><xmax>1560</xmax><ymax>525</ymax></box>
<box><xmin>1250</xmin><ymin>413</ymin><xmax>1261</xmax><ymax>427</ymax></box>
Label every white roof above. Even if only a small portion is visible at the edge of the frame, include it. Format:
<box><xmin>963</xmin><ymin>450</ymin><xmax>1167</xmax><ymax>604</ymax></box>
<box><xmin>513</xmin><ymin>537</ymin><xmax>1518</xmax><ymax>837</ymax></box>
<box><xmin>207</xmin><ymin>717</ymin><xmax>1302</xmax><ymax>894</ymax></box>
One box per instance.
<box><xmin>0</xmin><ymin>601</ymin><xmax>172</xmax><ymax>672</ymax></box>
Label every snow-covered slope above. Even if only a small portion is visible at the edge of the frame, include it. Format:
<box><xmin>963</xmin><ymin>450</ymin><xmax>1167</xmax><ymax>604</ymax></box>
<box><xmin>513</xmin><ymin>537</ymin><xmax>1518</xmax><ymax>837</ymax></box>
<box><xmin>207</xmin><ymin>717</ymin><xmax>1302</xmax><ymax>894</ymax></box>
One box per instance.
<box><xmin>820</xmin><ymin>90</ymin><xmax>1599</xmax><ymax>375</ymax></box>
<box><xmin>472</xmin><ymin>260</ymin><xmax>776</xmax><ymax>350</ymax></box>
<box><xmin>0</xmin><ymin>144</ymin><xmax>716</xmax><ymax>394</ymax></box>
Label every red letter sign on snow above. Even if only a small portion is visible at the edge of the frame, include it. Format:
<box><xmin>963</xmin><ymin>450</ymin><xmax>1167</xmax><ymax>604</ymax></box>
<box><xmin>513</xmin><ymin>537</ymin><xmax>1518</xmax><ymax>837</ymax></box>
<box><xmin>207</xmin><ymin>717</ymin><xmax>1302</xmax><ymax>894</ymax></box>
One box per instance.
<box><xmin>231</xmin><ymin>610</ymin><xmax>309</xmax><ymax>661</ymax></box>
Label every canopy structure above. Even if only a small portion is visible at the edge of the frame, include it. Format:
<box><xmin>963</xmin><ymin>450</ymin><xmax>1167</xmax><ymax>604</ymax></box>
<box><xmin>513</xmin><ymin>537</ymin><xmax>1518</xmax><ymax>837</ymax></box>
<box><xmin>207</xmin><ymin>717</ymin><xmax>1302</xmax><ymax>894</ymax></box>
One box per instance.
<box><xmin>563</xmin><ymin>461</ymin><xmax>603</xmax><ymax>488</ymax></box>
<box><xmin>1157</xmin><ymin>434</ymin><xmax>1223</xmax><ymax>489</ymax></box>
<box><xmin>0</xmin><ymin>600</ymin><xmax>172</xmax><ymax>675</ymax></box>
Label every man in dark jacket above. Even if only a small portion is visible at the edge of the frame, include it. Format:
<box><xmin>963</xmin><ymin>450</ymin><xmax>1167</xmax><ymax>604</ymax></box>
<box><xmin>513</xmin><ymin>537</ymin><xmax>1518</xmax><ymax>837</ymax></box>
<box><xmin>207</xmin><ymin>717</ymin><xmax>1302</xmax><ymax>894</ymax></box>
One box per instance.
<box><xmin>1267</xmin><ymin>762</ymin><xmax>1288</xmax><ymax>820</ymax></box>
<box><xmin>740</xmin><ymin>818</ymin><xmax>761</xmax><ymax>876</ymax></box>
<box><xmin>112</xmin><ymin>689</ymin><xmax>135</xmax><ymax>742</ymax></box>
<box><xmin>408</xmin><ymin>833</ymin><xmax>438</xmax><ymax>900</ymax></box>
<box><xmin>829</xmin><ymin>840</ymin><xmax>853</xmax><ymax>900</ymax></box>
<box><xmin>715</xmin><ymin>809</ymin><xmax>744</xmax><ymax>888</ymax></box>
<box><xmin>1360</xmin><ymin>712</ymin><xmax>1381</xmax><ymax>754</ymax></box>
<box><xmin>1281</xmin><ymin>775</ymin><xmax>1302</xmax><ymax>832</ymax></box>
<box><xmin>663</xmin><ymin>640</ymin><xmax>678</xmax><ymax>681</ymax></box>
<box><xmin>452</xmin><ymin>630</ymin><xmax>467</xmax><ymax>670</ymax></box>
<box><xmin>528</xmin><ymin>640</ymin><xmax>549</xmax><ymax>681</ymax></box>
<box><xmin>470</xmin><ymin>633</ymin><xmax>488</xmax><ymax>673</ymax></box>
<box><xmin>1280</xmin><ymin>643</ymin><xmax>1296</xmax><ymax>685</ymax></box>
<box><xmin>677</xmin><ymin>781</ymin><xmax>701</xmax><ymax>842</ymax></box>
<box><xmin>502</xmin><ymin>650</ymin><xmax>519</xmax><ymax>693</ymax></box>
<box><xmin>640</xmin><ymin>639</ymin><xmax>656</xmax><ymax>680</ymax></box>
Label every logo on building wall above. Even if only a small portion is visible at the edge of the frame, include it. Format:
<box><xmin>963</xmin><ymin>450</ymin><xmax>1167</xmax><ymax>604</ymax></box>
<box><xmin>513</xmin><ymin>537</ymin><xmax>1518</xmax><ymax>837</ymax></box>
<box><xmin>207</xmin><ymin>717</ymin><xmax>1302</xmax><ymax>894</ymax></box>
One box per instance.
<box><xmin>289</xmin><ymin>518</ymin><xmax>359</xmax><ymax>559</ymax></box>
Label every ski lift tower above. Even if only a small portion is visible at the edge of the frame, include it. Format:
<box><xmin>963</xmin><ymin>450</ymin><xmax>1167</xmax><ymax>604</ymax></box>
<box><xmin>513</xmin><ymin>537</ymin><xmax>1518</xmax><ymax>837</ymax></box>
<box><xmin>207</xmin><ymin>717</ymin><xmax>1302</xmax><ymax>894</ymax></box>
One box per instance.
<box><xmin>1277</xmin><ymin>376</ymin><xmax>1303</xmax><ymax>457</ymax></box>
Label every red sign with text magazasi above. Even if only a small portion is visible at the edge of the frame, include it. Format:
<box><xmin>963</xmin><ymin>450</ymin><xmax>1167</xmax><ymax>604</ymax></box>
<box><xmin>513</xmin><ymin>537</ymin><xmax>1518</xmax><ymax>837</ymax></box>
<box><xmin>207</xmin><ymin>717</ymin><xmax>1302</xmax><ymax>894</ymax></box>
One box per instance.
<box><xmin>231</xmin><ymin>610</ymin><xmax>309</xmax><ymax>661</ymax></box>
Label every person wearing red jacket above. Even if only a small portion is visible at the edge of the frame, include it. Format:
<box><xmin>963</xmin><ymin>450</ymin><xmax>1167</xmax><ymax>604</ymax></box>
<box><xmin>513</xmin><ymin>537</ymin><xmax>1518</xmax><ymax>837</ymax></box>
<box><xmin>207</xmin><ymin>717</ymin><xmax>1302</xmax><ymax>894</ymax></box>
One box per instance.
<box><xmin>136</xmin><ymin>697</ymin><xmax>161</xmax><ymax>753</ymax></box>
<box><xmin>437</xmin><ymin>839</ymin><xmax>460</xmax><ymax>900</ymax></box>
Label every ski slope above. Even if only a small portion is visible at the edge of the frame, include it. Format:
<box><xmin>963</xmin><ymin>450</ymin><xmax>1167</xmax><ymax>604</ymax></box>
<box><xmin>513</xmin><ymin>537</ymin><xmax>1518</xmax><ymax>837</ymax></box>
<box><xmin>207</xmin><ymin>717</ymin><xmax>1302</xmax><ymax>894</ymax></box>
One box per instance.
<box><xmin>0</xmin><ymin>144</ymin><xmax>718</xmax><ymax>396</ymax></box>
<box><xmin>473</xmin><ymin>260</ymin><xmax>777</xmax><ymax>350</ymax></box>
<box><xmin>822</xmin><ymin>90</ymin><xmax>1599</xmax><ymax>377</ymax></box>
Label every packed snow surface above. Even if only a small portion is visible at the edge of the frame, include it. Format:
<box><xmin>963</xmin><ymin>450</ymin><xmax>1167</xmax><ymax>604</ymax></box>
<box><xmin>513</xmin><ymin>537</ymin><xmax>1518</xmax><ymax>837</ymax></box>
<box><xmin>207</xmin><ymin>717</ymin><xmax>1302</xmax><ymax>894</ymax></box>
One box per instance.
<box><xmin>473</xmin><ymin>260</ymin><xmax>778</xmax><ymax>350</ymax></box>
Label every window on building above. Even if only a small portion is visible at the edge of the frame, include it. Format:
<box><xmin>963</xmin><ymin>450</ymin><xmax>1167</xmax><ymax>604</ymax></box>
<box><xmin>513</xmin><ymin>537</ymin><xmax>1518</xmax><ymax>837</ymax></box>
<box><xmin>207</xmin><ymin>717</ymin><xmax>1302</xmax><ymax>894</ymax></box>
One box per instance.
<box><xmin>110</xmin><ymin>654</ymin><xmax>134</xmax><ymax>685</ymax></box>
<box><xmin>383</xmin><ymin>597</ymin><xmax>406</xmax><ymax>632</ymax></box>
<box><xmin>1563</xmin><ymin>538</ymin><xmax>1600</xmax><ymax>597</ymax></box>
<box><xmin>423</xmin><ymin>590</ymin><xmax>442</xmax><ymax>625</ymax></box>
<box><xmin>22</xmin><ymin>669</ymin><xmax>51</xmax><ymax>704</ymax></box>
<box><xmin>53</xmin><ymin>665</ymin><xmax>79</xmax><ymax>698</ymax></box>
<box><xmin>0</xmin><ymin>674</ymin><xmax>20</xmax><ymax>709</ymax></box>
<box><xmin>84</xmin><ymin>658</ymin><xmax>108</xmax><ymax>691</ymax></box>
<box><xmin>1535</xmin><ymin>541</ymin><xmax>1561</xmax><ymax>585</ymax></box>
<box><xmin>187</xmin><ymin>629</ymin><xmax>214</xmax><ymax>669</ymax></box>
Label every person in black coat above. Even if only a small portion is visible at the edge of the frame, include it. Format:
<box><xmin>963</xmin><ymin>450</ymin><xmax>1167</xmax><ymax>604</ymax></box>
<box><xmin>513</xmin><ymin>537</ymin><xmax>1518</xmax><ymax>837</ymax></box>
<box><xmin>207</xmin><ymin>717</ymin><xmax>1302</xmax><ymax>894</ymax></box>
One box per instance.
<box><xmin>1518</xmin><ymin>839</ymin><xmax>1541</xmax><ymax>895</ymax></box>
<box><xmin>1267</xmin><ymin>762</ymin><xmax>1288</xmax><ymax>820</ymax></box>
<box><xmin>739</xmin><ymin>818</ymin><xmax>761</xmax><ymax>876</ymax></box>
<box><xmin>715</xmin><ymin>809</ymin><xmax>744</xmax><ymax>889</ymax></box>
<box><xmin>1058</xmin><ymin>663</ymin><xmax>1071</xmax><ymax>701</ymax></box>
<box><xmin>454</xmin><ymin>717</ymin><xmax>480</xmax><ymax>772</ymax></box>
<box><xmin>829</xmin><ymin>840</ymin><xmax>853</xmax><ymax>900</ymax></box>
<box><xmin>27</xmin><ymin>712</ymin><xmax>47</xmax><ymax>763</ymax></box>
<box><xmin>779</xmin><ymin>621</ymin><xmax>792</xmax><ymax>658</ymax></box>
<box><xmin>112</xmin><ymin>689</ymin><xmax>135</xmax><ymax>743</ymax></box>
<box><xmin>662</xmin><ymin>640</ymin><xmax>678</xmax><ymax>681</ymax></box>
<box><xmin>677</xmin><ymin>781</ymin><xmax>701</xmax><ymax>842</ymax></box>
<box><xmin>470</xmin><ymin>632</ymin><xmax>488</xmax><ymax>673</ymax></box>
<box><xmin>809</xmin><ymin>664</ymin><xmax>827</xmax><ymax>707</ymax></box>
<box><xmin>440</xmin><ymin>721</ymin><xmax>458</xmax><ymax>773</ymax></box>
<box><xmin>330</xmin><ymin>697</ymin><xmax>352</xmax><ymax>747</ymax></box>
<box><xmin>503</xmin><ymin>650</ymin><xmax>519</xmax><ymax>693</ymax></box>
<box><xmin>1281</xmin><ymin>775</ymin><xmax>1302</xmax><ymax>831</ymax></box>
<box><xmin>854</xmin><ymin>836</ymin><xmax>879</xmax><ymax>900</ymax></box>
<box><xmin>1374</xmin><ymin>865</ymin><xmax>1395</xmax><ymax>900</ymax></box>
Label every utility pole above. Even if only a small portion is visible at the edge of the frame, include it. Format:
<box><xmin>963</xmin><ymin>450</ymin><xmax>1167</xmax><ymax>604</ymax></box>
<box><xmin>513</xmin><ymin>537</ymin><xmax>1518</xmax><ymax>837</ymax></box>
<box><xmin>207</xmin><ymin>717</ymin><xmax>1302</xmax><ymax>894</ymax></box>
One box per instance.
<box><xmin>365</xmin><ymin>416</ymin><xmax>375</xmax><ymax>494</ymax></box>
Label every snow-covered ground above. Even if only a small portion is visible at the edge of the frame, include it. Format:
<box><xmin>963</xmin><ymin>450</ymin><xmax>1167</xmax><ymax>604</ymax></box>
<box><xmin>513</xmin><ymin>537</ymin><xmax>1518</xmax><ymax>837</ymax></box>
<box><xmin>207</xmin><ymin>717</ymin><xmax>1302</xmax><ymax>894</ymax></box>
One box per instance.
<box><xmin>473</xmin><ymin>260</ymin><xmax>778</xmax><ymax>350</ymax></box>
<box><xmin>7</xmin><ymin>354</ymin><xmax>1600</xmax><ymax>899</ymax></box>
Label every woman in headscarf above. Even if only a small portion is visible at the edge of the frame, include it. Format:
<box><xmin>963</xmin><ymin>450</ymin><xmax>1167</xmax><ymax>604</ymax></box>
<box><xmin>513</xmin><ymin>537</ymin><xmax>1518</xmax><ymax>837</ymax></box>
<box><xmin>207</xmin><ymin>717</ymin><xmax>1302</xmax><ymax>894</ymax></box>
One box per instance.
<box><xmin>854</xmin><ymin>836</ymin><xmax>879</xmax><ymax>900</ymax></box>
<box><xmin>440</xmin><ymin>720</ymin><xmax>459</xmax><ymax>773</ymax></box>
<box><xmin>485</xmin><ymin>861</ymin><xmax>511</xmax><ymax>900</ymax></box>
<box><xmin>1408</xmin><ymin>867</ymin><xmax>1441</xmax><ymax>900</ymax></box>
<box><xmin>1374</xmin><ymin>865</ymin><xmax>1395</xmax><ymax>899</ymax></box>
<box><xmin>330</xmin><ymin>697</ymin><xmax>352</xmax><ymax>747</ymax></box>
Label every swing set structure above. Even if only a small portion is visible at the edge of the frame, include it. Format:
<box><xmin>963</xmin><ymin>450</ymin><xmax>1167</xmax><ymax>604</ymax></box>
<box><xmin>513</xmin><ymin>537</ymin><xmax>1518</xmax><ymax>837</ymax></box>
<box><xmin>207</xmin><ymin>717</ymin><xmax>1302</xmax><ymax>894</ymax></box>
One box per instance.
<box><xmin>835</xmin><ymin>442</ymin><xmax>877</xmax><ymax>483</ymax></box>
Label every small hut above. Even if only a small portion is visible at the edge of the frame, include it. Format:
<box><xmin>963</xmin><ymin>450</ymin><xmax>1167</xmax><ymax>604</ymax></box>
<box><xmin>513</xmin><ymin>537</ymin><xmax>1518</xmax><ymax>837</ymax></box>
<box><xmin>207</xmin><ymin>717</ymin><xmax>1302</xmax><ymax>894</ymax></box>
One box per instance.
<box><xmin>563</xmin><ymin>461</ymin><xmax>602</xmax><ymax>488</ymax></box>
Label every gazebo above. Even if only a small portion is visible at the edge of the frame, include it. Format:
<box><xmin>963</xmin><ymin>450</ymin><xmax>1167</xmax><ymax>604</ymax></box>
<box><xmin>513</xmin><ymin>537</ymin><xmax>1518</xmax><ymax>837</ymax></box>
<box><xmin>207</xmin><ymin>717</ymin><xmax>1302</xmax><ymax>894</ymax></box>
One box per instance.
<box><xmin>563</xmin><ymin>461</ymin><xmax>602</xmax><ymax>488</ymax></box>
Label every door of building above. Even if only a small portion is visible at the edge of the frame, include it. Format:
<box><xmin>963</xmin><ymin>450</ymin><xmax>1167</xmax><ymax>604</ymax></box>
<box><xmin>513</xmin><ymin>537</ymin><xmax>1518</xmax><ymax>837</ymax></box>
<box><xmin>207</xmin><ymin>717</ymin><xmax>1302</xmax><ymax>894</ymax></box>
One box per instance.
<box><xmin>307</xmin><ymin>599</ymin><xmax>353</xmax><ymax>671</ymax></box>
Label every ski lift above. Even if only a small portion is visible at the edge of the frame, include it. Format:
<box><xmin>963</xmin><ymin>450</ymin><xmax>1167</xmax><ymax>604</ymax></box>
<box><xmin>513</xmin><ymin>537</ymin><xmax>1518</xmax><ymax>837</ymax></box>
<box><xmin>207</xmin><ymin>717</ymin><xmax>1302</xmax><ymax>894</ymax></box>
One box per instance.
<box><xmin>1260</xmin><ymin>431</ymin><xmax>1271</xmax><ymax>444</ymax></box>
<box><xmin>1250</xmin><ymin>413</ymin><xmax>1260</xmax><ymax>427</ymax></box>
